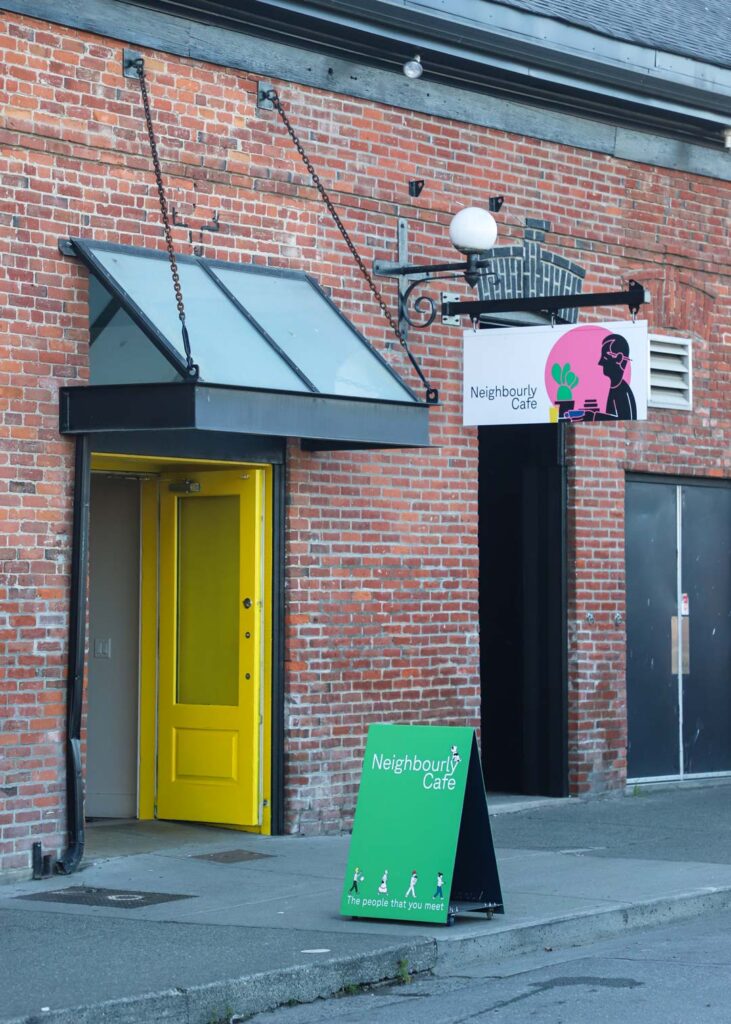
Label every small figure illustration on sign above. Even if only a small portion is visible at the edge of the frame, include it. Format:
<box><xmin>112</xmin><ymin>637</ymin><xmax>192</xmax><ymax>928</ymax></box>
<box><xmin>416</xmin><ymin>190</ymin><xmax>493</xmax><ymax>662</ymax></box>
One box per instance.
<box><xmin>378</xmin><ymin>870</ymin><xmax>389</xmax><ymax>895</ymax></box>
<box><xmin>594</xmin><ymin>333</ymin><xmax>638</xmax><ymax>420</ymax></box>
<box><xmin>450</xmin><ymin>745</ymin><xmax>461</xmax><ymax>771</ymax></box>
<box><xmin>433</xmin><ymin>872</ymin><xmax>444</xmax><ymax>899</ymax></box>
<box><xmin>542</xmin><ymin>322</ymin><xmax>645</xmax><ymax>425</ymax></box>
<box><xmin>348</xmin><ymin>867</ymin><xmax>364</xmax><ymax>894</ymax></box>
<box><xmin>405</xmin><ymin>870</ymin><xmax>418</xmax><ymax>898</ymax></box>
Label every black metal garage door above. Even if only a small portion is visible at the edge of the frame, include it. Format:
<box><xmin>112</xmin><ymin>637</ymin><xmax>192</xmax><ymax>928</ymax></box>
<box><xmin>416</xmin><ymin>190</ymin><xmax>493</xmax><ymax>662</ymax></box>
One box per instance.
<box><xmin>626</xmin><ymin>478</ymin><xmax>731</xmax><ymax>780</ymax></box>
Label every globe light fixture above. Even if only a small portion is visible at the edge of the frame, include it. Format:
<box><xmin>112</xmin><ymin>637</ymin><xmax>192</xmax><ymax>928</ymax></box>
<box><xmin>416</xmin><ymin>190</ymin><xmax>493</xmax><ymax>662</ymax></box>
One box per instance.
<box><xmin>402</xmin><ymin>54</ymin><xmax>423</xmax><ymax>79</ymax></box>
<box><xmin>449</xmin><ymin>206</ymin><xmax>498</xmax><ymax>254</ymax></box>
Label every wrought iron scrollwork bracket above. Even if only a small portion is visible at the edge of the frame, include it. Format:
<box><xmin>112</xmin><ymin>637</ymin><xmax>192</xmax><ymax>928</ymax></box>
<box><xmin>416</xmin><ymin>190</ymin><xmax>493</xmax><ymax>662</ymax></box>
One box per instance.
<box><xmin>373</xmin><ymin>218</ymin><xmax>498</xmax><ymax>346</ymax></box>
<box><xmin>400</xmin><ymin>278</ymin><xmax>438</xmax><ymax>331</ymax></box>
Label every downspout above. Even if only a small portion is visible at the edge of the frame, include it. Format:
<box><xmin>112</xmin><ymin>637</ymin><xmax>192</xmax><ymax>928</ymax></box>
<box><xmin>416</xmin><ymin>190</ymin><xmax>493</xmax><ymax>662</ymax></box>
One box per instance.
<box><xmin>557</xmin><ymin>421</ymin><xmax>570</xmax><ymax>797</ymax></box>
<box><xmin>56</xmin><ymin>434</ymin><xmax>91</xmax><ymax>874</ymax></box>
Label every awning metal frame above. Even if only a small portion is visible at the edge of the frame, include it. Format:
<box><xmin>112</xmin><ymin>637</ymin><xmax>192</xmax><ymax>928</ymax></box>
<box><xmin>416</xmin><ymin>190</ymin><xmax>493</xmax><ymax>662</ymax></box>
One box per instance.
<box><xmin>64</xmin><ymin>237</ymin><xmax>191</xmax><ymax>378</ymax></box>
<box><xmin>58</xmin><ymin>237</ymin><xmax>431</xmax><ymax>451</ymax></box>
<box><xmin>59</xmin><ymin>380</ymin><xmax>431</xmax><ymax>450</ymax></box>
<box><xmin>61</xmin><ymin>236</ymin><xmax>423</xmax><ymax>402</ymax></box>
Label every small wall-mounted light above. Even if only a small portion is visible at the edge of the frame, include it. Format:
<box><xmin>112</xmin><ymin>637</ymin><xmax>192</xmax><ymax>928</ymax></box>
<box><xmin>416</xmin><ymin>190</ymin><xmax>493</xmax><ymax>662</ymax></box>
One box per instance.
<box><xmin>724</xmin><ymin>127</ymin><xmax>731</xmax><ymax>150</ymax></box>
<box><xmin>402</xmin><ymin>54</ymin><xmax>423</xmax><ymax>79</ymax></box>
<box><xmin>449</xmin><ymin>207</ymin><xmax>498</xmax><ymax>255</ymax></box>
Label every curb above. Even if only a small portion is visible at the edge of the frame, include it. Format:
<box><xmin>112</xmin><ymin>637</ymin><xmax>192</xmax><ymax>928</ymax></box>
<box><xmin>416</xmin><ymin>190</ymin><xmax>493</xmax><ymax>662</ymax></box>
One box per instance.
<box><xmin>7</xmin><ymin>886</ymin><xmax>731</xmax><ymax>1024</ymax></box>
<box><xmin>435</xmin><ymin>885</ymin><xmax>731</xmax><ymax>968</ymax></box>
<box><xmin>6</xmin><ymin>939</ymin><xmax>437</xmax><ymax>1024</ymax></box>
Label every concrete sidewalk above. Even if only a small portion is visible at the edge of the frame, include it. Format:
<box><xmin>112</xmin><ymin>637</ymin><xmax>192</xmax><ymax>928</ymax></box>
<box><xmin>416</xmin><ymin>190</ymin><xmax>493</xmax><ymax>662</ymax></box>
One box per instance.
<box><xmin>2</xmin><ymin>783</ymin><xmax>731</xmax><ymax>1024</ymax></box>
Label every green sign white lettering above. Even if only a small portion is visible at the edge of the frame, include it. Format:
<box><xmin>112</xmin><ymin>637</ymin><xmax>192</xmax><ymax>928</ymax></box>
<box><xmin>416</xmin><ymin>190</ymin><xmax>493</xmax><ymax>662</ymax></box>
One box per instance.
<box><xmin>341</xmin><ymin>725</ymin><xmax>503</xmax><ymax>925</ymax></box>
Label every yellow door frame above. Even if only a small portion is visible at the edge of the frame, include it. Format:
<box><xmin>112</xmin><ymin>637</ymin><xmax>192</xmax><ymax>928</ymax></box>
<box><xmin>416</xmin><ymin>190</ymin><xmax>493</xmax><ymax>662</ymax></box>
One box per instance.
<box><xmin>89</xmin><ymin>452</ymin><xmax>273</xmax><ymax>834</ymax></box>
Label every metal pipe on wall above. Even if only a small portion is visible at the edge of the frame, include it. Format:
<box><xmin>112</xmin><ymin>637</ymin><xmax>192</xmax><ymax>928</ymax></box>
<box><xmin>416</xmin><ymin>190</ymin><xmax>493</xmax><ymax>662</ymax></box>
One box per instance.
<box><xmin>56</xmin><ymin>434</ymin><xmax>91</xmax><ymax>874</ymax></box>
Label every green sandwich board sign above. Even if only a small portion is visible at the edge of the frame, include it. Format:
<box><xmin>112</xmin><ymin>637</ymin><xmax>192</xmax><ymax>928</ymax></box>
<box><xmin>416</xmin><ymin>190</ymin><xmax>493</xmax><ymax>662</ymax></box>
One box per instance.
<box><xmin>341</xmin><ymin>725</ymin><xmax>503</xmax><ymax>925</ymax></box>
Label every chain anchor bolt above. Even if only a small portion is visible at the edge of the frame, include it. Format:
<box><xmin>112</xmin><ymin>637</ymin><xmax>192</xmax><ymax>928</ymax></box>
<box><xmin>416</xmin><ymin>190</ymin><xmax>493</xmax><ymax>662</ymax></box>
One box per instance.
<box><xmin>256</xmin><ymin>81</ymin><xmax>276</xmax><ymax>110</ymax></box>
<box><xmin>123</xmin><ymin>49</ymin><xmax>143</xmax><ymax>79</ymax></box>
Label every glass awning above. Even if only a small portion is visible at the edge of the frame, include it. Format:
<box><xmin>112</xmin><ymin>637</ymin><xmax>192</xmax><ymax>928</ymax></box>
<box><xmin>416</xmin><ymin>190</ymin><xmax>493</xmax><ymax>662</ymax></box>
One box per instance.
<box><xmin>78</xmin><ymin>240</ymin><xmax>416</xmax><ymax>401</ymax></box>
<box><xmin>64</xmin><ymin>239</ymin><xmax>430</xmax><ymax>452</ymax></box>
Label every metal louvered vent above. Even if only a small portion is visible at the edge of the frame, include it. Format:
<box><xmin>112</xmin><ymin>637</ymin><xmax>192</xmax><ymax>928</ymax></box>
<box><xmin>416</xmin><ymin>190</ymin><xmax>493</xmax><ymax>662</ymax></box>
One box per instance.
<box><xmin>649</xmin><ymin>334</ymin><xmax>692</xmax><ymax>410</ymax></box>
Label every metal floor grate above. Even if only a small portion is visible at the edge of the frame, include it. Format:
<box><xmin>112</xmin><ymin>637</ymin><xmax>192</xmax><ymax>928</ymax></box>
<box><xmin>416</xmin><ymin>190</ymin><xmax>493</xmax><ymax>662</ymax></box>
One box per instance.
<box><xmin>17</xmin><ymin>886</ymin><xmax>194</xmax><ymax>908</ymax></box>
<box><xmin>193</xmin><ymin>848</ymin><xmax>272</xmax><ymax>864</ymax></box>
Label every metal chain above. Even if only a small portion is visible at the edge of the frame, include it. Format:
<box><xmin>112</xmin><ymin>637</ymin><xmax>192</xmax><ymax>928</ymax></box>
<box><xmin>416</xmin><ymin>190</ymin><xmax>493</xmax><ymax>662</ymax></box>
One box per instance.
<box><xmin>135</xmin><ymin>59</ymin><xmax>199</xmax><ymax>380</ymax></box>
<box><xmin>266</xmin><ymin>90</ymin><xmax>436</xmax><ymax>401</ymax></box>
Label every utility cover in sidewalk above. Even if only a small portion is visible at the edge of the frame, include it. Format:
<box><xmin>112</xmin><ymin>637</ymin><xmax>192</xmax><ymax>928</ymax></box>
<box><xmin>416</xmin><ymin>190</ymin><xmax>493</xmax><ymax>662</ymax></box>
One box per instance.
<box><xmin>194</xmin><ymin>849</ymin><xmax>272</xmax><ymax>864</ymax></box>
<box><xmin>17</xmin><ymin>886</ymin><xmax>193</xmax><ymax>908</ymax></box>
<box><xmin>342</xmin><ymin>725</ymin><xmax>503</xmax><ymax>925</ymax></box>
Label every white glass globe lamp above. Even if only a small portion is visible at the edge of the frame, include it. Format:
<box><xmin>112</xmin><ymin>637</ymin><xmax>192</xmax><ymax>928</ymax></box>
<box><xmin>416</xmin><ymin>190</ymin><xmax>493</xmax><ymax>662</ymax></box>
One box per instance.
<box><xmin>449</xmin><ymin>207</ymin><xmax>498</xmax><ymax>255</ymax></box>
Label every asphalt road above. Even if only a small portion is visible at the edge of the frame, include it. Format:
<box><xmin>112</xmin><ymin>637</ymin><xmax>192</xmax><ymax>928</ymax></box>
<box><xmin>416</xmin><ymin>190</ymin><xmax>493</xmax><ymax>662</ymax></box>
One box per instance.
<box><xmin>248</xmin><ymin>907</ymin><xmax>731</xmax><ymax>1023</ymax></box>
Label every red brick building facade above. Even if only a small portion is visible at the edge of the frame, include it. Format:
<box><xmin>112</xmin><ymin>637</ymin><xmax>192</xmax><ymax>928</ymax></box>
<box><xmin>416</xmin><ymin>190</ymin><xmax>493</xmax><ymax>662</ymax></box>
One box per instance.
<box><xmin>1</xmin><ymin>0</ymin><xmax>729</xmax><ymax>877</ymax></box>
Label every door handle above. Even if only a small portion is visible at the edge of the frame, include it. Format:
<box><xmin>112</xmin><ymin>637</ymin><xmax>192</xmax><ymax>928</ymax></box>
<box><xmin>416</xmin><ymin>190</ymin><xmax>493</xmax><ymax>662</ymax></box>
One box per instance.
<box><xmin>671</xmin><ymin>616</ymin><xmax>690</xmax><ymax>674</ymax></box>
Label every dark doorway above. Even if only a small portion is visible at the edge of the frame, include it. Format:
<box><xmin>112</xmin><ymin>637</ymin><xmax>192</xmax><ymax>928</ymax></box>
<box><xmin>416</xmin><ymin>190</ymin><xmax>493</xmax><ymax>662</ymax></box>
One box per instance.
<box><xmin>626</xmin><ymin>477</ymin><xmax>731</xmax><ymax>780</ymax></box>
<box><xmin>478</xmin><ymin>424</ymin><xmax>568</xmax><ymax>796</ymax></box>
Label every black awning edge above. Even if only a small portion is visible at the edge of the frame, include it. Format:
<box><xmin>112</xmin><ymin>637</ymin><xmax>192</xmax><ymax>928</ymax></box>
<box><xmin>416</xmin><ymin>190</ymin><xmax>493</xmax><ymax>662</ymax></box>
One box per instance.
<box><xmin>59</xmin><ymin>383</ymin><xmax>430</xmax><ymax>451</ymax></box>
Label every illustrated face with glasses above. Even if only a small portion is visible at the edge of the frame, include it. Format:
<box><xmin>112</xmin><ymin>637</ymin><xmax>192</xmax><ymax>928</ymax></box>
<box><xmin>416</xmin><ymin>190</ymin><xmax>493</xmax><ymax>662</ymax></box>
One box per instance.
<box><xmin>598</xmin><ymin>333</ymin><xmax>631</xmax><ymax>385</ymax></box>
<box><xmin>592</xmin><ymin>332</ymin><xmax>637</xmax><ymax>420</ymax></box>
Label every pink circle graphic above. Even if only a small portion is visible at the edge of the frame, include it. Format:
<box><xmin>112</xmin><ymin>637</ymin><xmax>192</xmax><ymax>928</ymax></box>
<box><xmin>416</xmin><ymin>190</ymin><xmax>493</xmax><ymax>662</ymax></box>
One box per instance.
<box><xmin>544</xmin><ymin>324</ymin><xmax>632</xmax><ymax>417</ymax></box>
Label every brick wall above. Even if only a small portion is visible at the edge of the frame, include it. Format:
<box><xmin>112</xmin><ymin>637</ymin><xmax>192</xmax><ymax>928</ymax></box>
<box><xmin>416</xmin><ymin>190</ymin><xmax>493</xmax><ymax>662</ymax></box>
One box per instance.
<box><xmin>0</xmin><ymin>11</ymin><xmax>729</xmax><ymax>870</ymax></box>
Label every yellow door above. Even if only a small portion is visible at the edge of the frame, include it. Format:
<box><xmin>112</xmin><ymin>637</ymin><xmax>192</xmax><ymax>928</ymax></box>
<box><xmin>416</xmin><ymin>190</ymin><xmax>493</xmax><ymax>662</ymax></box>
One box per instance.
<box><xmin>157</xmin><ymin>469</ymin><xmax>263</xmax><ymax>826</ymax></box>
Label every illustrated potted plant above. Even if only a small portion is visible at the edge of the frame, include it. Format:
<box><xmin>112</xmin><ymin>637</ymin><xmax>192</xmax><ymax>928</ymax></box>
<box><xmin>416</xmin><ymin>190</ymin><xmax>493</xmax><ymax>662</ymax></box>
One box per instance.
<box><xmin>551</xmin><ymin>362</ymin><xmax>579</xmax><ymax>418</ymax></box>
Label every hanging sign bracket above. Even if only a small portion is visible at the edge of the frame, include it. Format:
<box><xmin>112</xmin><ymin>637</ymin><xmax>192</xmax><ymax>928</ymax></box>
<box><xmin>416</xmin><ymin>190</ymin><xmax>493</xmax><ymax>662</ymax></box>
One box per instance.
<box><xmin>442</xmin><ymin>280</ymin><xmax>649</xmax><ymax>323</ymax></box>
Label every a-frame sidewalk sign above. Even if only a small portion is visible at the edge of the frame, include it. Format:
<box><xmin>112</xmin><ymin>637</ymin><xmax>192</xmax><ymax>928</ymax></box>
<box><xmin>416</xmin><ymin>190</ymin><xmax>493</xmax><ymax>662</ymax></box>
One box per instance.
<box><xmin>341</xmin><ymin>724</ymin><xmax>503</xmax><ymax>925</ymax></box>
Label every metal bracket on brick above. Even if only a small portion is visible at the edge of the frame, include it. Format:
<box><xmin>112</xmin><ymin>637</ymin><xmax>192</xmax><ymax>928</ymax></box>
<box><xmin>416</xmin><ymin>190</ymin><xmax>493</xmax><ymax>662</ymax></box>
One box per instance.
<box><xmin>441</xmin><ymin>293</ymin><xmax>461</xmax><ymax>326</ymax></box>
<box><xmin>122</xmin><ymin>49</ymin><xmax>143</xmax><ymax>79</ymax></box>
<box><xmin>256</xmin><ymin>81</ymin><xmax>275</xmax><ymax>110</ymax></box>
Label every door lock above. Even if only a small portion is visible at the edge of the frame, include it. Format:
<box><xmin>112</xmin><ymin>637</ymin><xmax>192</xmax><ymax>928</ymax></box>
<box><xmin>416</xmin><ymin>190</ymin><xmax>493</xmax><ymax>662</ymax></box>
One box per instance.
<box><xmin>243</xmin><ymin>598</ymin><xmax>252</xmax><ymax>608</ymax></box>
<box><xmin>168</xmin><ymin>479</ymin><xmax>201</xmax><ymax>493</ymax></box>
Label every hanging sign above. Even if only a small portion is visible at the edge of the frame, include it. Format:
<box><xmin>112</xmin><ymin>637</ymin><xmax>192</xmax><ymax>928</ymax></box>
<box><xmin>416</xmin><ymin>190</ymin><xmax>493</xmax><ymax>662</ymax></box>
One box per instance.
<box><xmin>463</xmin><ymin>319</ymin><xmax>648</xmax><ymax>426</ymax></box>
<box><xmin>341</xmin><ymin>725</ymin><xmax>503</xmax><ymax>925</ymax></box>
